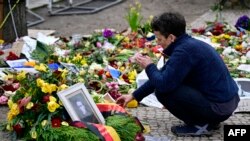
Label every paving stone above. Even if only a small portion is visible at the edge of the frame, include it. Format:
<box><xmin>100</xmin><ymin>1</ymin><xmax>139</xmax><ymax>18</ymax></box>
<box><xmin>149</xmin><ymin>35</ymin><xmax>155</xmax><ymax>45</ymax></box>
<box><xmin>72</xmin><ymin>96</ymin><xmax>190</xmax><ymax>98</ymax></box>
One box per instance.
<box><xmin>129</xmin><ymin>105</ymin><xmax>250</xmax><ymax>140</ymax></box>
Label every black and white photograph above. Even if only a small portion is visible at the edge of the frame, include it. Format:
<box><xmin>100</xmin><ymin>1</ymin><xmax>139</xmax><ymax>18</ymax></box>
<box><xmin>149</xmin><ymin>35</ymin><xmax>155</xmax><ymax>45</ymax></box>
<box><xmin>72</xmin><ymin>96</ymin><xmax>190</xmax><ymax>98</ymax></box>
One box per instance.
<box><xmin>57</xmin><ymin>83</ymin><xmax>105</xmax><ymax>124</ymax></box>
<box><xmin>68</xmin><ymin>91</ymin><xmax>99</xmax><ymax>123</ymax></box>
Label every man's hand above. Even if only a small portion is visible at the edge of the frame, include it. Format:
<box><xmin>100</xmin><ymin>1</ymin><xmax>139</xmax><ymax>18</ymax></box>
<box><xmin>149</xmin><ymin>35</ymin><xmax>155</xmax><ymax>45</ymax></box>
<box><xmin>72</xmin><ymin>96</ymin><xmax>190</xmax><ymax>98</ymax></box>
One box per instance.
<box><xmin>116</xmin><ymin>94</ymin><xmax>135</xmax><ymax>107</ymax></box>
<box><xmin>135</xmin><ymin>54</ymin><xmax>153</xmax><ymax>69</ymax></box>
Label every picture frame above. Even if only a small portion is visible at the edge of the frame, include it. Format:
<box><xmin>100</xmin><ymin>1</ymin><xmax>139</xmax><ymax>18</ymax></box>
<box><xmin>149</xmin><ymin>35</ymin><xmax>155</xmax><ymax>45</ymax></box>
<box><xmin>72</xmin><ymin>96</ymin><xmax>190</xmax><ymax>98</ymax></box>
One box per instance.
<box><xmin>57</xmin><ymin>83</ymin><xmax>105</xmax><ymax>124</ymax></box>
<box><xmin>234</xmin><ymin>78</ymin><xmax>250</xmax><ymax>97</ymax></box>
<box><xmin>233</xmin><ymin>78</ymin><xmax>250</xmax><ymax>113</ymax></box>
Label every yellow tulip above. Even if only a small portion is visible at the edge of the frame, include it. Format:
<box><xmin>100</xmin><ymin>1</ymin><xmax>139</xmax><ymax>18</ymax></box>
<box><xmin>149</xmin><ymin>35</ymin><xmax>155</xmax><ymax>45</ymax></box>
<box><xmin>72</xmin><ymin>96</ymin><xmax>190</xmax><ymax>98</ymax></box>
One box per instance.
<box><xmin>58</xmin><ymin>84</ymin><xmax>68</xmax><ymax>91</ymax></box>
<box><xmin>26</xmin><ymin>102</ymin><xmax>34</xmax><ymax>109</ymax></box>
<box><xmin>79</xmin><ymin>70</ymin><xmax>86</xmax><ymax>75</ymax></box>
<box><xmin>49</xmin><ymin>96</ymin><xmax>57</xmax><ymax>102</ymax></box>
<box><xmin>78</xmin><ymin>78</ymin><xmax>85</xmax><ymax>83</ymax></box>
<box><xmin>41</xmin><ymin>83</ymin><xmax>57</xmax><ymax>94</ymax></box>
<box><xmin>211</xmin><ymin>38</ymin><xmax>218</xmax><ymax>43</ymax></box>
<box><xmin>123</xmin><ymin>37</ymin><xmax>130</xmax><ymax>43</ymax></box>
<box><xmin>115</xmin><ymin>35</ymin><xmax>124</xmax><ymax>40</ymax></box>
<box><xmin>128</xmin><ymin>69</ymin><xmax>137</xmax><ymax>83</ymax></box>
<box><xmin>34</xmin><ymin>64</ymin><xmax>47</xmax><ymax>72</ymax></box>
<box><xmin>41</xmin><ymin>120</ymin><xmax>48</xmax><ymax>127</ymax></box>
<box><xmin>119</xmin><ymin>66</ymin><xmax>125</xmax><ymax>72</ymax></box>
<box><xmin>0</xmin><ymin>39</ymin><xmax>4</xmax><ymax>44</ymax></box>
<box><xmin>36</xmin><ymin>78</ymin><xmax>45</xmax><ymax>87</ymax></box>
<box><xmin>7</xmin><ymin>112</ymin><xmax>14</xmax><ymax>121</ymax></box>
<box><xmin>30</xmin><ymin>130</ymin><xmax>37</xmax><ymax>139</ymax></box>
<box><xmin>126</xmin><ymin>99</ymin><xmax>138</xmax><ymax>108</ymax></box>
<box><xmin>6</xmin><ymin>124</ymin><xmax>13</xmax><ymax>131</ymax></box>
<box><xmin>7</xmin><ymin>99</ymin><xmax>13</xmax><ymax>108</ymax></box>
<box><xmin>81</xmin><ymin>58</ymin><xmax>88</xmax><ymax>66</ymax></box>
<box><xmin>17</xmin><ymin>71</ymin><xmax>27</xmax><ymax>81</ymax></box>
<box><xmin>223</xmin><ymin>34</ymin><xmax>230</xmax><ymax>39</ymax></box>
<box><xmin>59</xmin><ymin>68</ymin><xmax>68</xmax><ymax>79</ymax></box>
<box><xmin>61</xmin><ymin>121</ymin><xmax>69</xmax><ymax>126</ymax></box>
<box><xmin>7</xmin><ymin>103</ymin><xmax>20</xmax><ymax>121</ymax></box>
<box><xmin>10</xmin><ymin>103</ymin><xmax>19</xmax><ymax>115</ymax></box>
<box><xmin>47</xmin><ymin>101</ymin><xmax>60</xmax><ymax>112</ymax></box>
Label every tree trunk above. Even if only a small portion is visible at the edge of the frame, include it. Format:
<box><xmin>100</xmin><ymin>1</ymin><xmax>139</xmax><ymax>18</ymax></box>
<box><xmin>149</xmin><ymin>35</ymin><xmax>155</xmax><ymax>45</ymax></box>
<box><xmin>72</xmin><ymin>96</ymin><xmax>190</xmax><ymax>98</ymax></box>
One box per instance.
<box><xmin>0</xmin><ymin>0</ymin><xmax>3</xmax><ymax>40</ymax></box>
<box><xmin>0</xmin><ymin>0</ymin><xmax>27</xmax><ymax>43</ymax></box>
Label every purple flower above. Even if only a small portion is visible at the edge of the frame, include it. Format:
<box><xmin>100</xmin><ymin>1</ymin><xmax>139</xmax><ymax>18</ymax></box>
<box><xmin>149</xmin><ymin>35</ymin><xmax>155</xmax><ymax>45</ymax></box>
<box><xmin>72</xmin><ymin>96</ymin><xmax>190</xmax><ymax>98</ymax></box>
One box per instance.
<box><xmin>102</xmin><ymin>28</ymin><xmax>113</xmax><ymax>38</ymax></box>
<box><xmin>235</xmin><ymin>15</ymin><xmax>250</xmax><ymax>31</ymax></box>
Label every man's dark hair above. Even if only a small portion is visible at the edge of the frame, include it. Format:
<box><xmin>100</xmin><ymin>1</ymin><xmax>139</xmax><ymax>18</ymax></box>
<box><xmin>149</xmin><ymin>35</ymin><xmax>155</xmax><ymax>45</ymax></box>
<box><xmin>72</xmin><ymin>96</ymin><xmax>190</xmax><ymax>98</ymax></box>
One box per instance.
<box><xmin>151</xmin><ymin>12</ymin><xmax>186</xmax><ymax>37</ymax></box>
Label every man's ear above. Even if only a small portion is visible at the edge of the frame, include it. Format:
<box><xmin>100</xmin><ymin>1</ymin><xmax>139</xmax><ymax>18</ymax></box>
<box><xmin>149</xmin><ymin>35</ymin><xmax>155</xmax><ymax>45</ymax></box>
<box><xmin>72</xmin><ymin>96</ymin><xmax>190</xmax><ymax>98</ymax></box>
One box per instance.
<box><xmin>169</xmin><ymin>34</ymin><xmax>176</xmax><ymax>42</ymax></box>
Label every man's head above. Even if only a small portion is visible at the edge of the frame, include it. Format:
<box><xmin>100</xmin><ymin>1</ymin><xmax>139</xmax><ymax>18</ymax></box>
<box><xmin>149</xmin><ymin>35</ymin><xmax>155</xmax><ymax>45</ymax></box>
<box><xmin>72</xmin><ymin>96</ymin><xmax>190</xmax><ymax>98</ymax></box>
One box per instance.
<box><xmin>151</xmin><ymin>12</ymin><xmax>186</xmax><ymax>48</ymax></box>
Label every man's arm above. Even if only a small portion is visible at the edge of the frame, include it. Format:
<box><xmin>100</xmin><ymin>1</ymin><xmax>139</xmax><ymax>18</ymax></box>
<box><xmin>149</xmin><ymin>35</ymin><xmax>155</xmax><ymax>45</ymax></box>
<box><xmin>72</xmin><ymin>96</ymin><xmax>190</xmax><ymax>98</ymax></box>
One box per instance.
<box><xmin>132</xmin><ymin>80</ymin><xmax>155</xmax><ymax>102</ymax></box>
<box><xmin>145</xmin><ymin>49</ymin><xmax>193</xmax><ymax>94</ymax></box>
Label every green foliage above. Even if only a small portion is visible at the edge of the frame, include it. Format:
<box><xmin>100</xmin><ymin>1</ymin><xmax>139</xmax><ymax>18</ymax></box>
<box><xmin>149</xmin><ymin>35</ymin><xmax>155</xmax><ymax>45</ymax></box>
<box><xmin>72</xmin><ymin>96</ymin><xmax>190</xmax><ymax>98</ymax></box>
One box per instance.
<box><xmin>31</xmin><ymin>41</ymin><xmax>54</xmax><ymax>63</ymax></box>
<box><xmin>37</xmin><ymin>126</ymin><xmax>99</xmax><ymax>141</ymax></box>
<box><xmin>210</xmin><ymin>2</ymin><xmax>224</xmax><ymax>22</ymax></box>
<box><xmin>106</xmin><ymin>115</ymin><xmax>141</xmax><ymax>141</ymax></box>
<box><xmin>211</xmin><ymin>2</ymin><xmax>223</xmax><ymax>12</ymax></box>
<box><xmin>125</xmin><ymin>1</ymin><xmax>143</xmax><ymax>32</ymax></box>
<box><xmin>139</xmin><ymin>16</ymin><xmax>153</xmax><ymax>36</ymax></box>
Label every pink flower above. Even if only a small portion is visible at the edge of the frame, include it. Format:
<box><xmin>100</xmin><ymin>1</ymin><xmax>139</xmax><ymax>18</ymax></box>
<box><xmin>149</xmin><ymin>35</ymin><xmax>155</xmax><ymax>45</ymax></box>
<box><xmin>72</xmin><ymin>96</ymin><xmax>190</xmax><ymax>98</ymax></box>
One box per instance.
<box><xmin>106</xmin><ymin>82</ymin><xmax>119</xmax><ymax>90</ymax></box>
<box><xmin>0</xmin><ymin>95</ymin><xmax>8</xmax><ymax>105</ymax></box>
<box><xmin>18</xmin><ymin>96</ymin><xmax>31</xmax><ymax>110</ymax></box>
<box><xmin>96</xmin><ymin>42</ymin><xmax>102</xmax><ymax>48</ymax></box>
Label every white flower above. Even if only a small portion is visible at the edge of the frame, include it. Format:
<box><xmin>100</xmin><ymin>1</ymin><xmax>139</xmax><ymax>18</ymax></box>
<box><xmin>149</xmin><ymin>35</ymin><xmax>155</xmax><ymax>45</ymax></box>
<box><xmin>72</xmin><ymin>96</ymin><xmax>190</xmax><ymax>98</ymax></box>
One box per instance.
<box><xmin>4</xmin><ymin>91</ymin><xmax>16</xmax><ymax>97</ymax></box>
<box><xmin>246</xmin><ymin>51</ymin><xmax>250</xmax><ymax>59</ymax></box>
<box><xmin>240</xmin><ymin>56</ymin><xmax>247</xmax><ymax>64</ymax></box>
<box><xmin>88</xmin><ymin>63</ymin><xmax>103</xmax><ymax>74</ymax></box>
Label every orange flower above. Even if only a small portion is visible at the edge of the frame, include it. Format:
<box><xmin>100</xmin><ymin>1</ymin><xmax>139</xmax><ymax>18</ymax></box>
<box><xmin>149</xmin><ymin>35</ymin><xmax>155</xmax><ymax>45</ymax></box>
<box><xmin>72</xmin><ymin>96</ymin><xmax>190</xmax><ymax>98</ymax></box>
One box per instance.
<box><xmin>24</xmin><ymin>61</ymin><xmax>36</xmax><ymax>67</ymax></box>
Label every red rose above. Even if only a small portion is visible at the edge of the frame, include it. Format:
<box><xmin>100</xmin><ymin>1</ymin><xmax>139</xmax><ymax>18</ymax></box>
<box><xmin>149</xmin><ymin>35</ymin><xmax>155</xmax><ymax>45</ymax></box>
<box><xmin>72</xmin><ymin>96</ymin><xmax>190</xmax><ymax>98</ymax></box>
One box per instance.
<box><xmin>0</xmin><ymin>50</ymin><xmax>4</xmax><ymax>55</ymax></box>
<box><xmin>151</xmin><ymin>45</ymin><xmax>162</xmax><ymax>53</ymax></box>
<box><xmin>13</xmin><ymin>124</ymin><xmax>24</xmax><ymax>136</ymax></box>
<box><xmin>51</xmin><ymin>117</ymin><xmax>61</xmax><ymax>128</ymax></box>
<box><xmin>135</xmin><ymin>132</ymin><xmax>145</xmax><ymax>141</ymax></box>
<box><xmin>42</xmin><ymin>95</ymin><xmax>50</xmax><ymax>103</ymax></box>
<box><xmin>136</xmin><ymin>38</ymin><xmax>146</xmax><ymax>48</ymax></box>
<box><xmin>30</xmin><ymin>103</ymin><xmax>39</xmax><ymax>112</ymax></box>
<box><xmin>98</xmin><ymin>69</ymin><xmax>104</xmax><ymax>76</ymax></box>
<box><xmin>6</xmin><ymin>52</ymin><xmax>19</xmax><ymax>60</ymax></box>
<box><xmin>2</xmin><ymin>85</ymin><xmax>16</xmax><ymax>92</ymax></box>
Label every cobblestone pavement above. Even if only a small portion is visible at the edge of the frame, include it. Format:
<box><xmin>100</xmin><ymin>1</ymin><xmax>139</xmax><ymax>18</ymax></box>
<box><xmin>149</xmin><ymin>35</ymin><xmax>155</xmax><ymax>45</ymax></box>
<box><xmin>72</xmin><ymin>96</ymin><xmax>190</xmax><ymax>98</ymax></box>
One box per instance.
<box><xmin>1</xmin><ymin>0</ymin><xmax>250</xmax><ymax>141</ymax></box>
<box><xmin>127</xmin><ymin>106</ymin><xmax>250</xmax><ymax>141</ymax></box>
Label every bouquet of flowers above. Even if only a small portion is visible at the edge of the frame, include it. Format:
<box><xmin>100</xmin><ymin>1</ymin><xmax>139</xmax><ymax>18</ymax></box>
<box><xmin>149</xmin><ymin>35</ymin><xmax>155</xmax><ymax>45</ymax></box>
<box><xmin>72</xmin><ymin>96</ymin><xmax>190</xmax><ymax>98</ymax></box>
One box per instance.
<box><xmin>3</xmin><ymin>63</ymin><xmax>143</xmax><ymax>141</ymax></box>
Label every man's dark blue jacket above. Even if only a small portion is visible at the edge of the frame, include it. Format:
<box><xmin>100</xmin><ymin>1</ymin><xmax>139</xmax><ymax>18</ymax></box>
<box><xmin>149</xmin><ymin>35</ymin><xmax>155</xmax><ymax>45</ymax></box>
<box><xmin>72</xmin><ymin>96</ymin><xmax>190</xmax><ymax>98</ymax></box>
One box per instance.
<box><xmin>133</xmin><ymin>33</ymin><xmax>239</xmax><ymax>106</ymax></box>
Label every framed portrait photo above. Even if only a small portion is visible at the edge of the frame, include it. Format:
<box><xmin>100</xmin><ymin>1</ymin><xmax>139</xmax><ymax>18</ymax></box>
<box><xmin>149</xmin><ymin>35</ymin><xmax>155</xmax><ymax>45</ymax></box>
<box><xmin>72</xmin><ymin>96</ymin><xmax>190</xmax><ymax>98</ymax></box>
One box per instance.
<box><xmin>57</xmin><ymin>83</ymin><xmax>105</xmax><ymax>124</ymax></box>
<box><xmin>234</xmin><ymin>78</ymin><xmax>250</xmax><ymax>97</ymax></box>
